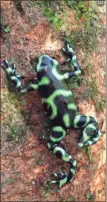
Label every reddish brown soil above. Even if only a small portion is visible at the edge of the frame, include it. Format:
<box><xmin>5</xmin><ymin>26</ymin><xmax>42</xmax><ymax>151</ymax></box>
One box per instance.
<box><xmin>1</xmin><ymin>1</ymin><xmax>106</xmax><ymax>201</ymax></box>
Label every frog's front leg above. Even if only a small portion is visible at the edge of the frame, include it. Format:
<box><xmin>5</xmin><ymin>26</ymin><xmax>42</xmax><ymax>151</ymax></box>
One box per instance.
<box><xmin>1</xmin><ymin>60</ymin><xmax>25</xmax><ymax>90</ymax></box>
<box><xmin>1</xmin><ymin>60</ymin><xmax>39</xmax><ymax>93</ymax></box>
<box><xmin>73</xmin><ymin>115</ymin><xmax>102</xmax><ymax>147</ymax></box>
<box><xmin>48</xmin><ymin>126</ymin><xmax>77</xmax><ymax>188</ymax></box>
<box><xmin>63</xmin><ymin>43</ymin><xmax>80</xmax><ymax>69</ymax></box>
<box><xmin>61</xmin><ymin>43</ymin><xmax>82</xmax><ymax>79</ymax></box>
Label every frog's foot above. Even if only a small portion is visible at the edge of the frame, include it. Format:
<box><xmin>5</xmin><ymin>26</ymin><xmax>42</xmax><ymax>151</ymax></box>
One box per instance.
<box><xmin>1</xmin><ymin>60</ymin><xmax>24</xmax><ymax>89</ymax></box>
<box><xmin>1</xmin><ymin>59</ymin><xmax>16</xmax><ymax>74</ymax></box>
<box><xmin>73</xmin><ymin>115</ymin><xmax>102</xmax><ymax>148</ymax></box>
<box><xmin>51</xmin><ymin>171</ymin><xmax>68</xmax><ymax>188</ymax></box>
<box><xmin>78</xmin><ymin>126</ymin><xmax>102</xmax><ymax>148</ymax></box>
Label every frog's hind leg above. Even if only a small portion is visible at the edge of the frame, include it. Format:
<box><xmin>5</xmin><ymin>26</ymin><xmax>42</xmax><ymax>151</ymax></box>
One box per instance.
<box><xmin>48</xmin><ymin>126</ymin><xmax>77</xmax><ymax>188</ymax></box>
<box><xmin>73</xmin><ymin>115</ymin><xmax>102</xmax><ymax>148</ymax></box>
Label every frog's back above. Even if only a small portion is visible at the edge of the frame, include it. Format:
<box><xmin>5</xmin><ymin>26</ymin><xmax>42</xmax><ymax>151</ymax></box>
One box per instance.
<box><xmin>37</xmin><ymin>55</ymin><xmax>77</xmax><ymax>128</ymax></box>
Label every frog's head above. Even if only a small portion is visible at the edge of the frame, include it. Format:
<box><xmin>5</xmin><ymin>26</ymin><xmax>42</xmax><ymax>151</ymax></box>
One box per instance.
<box><xmin>36</xmin><ymin>55</ymin><xmax>58</xmax><ymax>72</ymax></box>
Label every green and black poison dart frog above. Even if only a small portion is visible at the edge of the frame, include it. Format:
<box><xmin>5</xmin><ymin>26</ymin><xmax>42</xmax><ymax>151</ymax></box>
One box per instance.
<box><xmin>1</xmin><ymin>43</ymin><xmax>102</xmax><ymax>188</ymax></box>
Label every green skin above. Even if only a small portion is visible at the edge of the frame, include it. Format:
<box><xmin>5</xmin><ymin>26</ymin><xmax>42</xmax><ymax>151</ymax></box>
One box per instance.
<box><xmin>1</xmin><ymin>43</ymin><xmax>102</xmax><ymax>188</ymax></box>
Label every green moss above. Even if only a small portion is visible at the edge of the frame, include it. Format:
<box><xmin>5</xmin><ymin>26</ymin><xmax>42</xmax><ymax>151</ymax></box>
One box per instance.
<box><xmin>29</xmin><ymin>0</ymin><xmax>63</xmax><ymax>31</ymax></box>
<box><xmin>7</xmin><ymin>124</ymin><xmax>26</xmax><ymax>142</ymax></box>
<box><xmin>7</xmin><ymin>126</ymin><xmax>18</xmax><ymax>141</ymax></box>
<box><xmin>29</xmin><ymin>0</ymin><xmax>51</xmax><ymax>8</ymax></box>
<box><xmin>1</xmin><ymin>90</ymin><xmax>26</xmax><ymax>142</ymax></box>
<box><xmin>65</xmin><ymin>73</ymin><xmax>105</xmax><ymax>112</ymax></box>
<box><xmin>1</xmin><ymin>91</ymin><xmax>21</xmax><ymax>123</ymax></box>
<box><xmin>3</xmin><ymin>177</ymin><xmax>14</xmax><ymax>185</ymax></box>
<box><xmin>43</xmin><ymin>8</ymin><xmax>64</xmax><ymax>31</ymax></box>
<box><xmin>83</xmin><ymin>77</ymin><xmax>106</xmax><ymax>111</ymax></box>
<box><xmin>43</xmin><ymin>182</ymin><xmax>53</xmax><ymax>199</ymax></box>
<box><xmin>29</xmin><ymin>0</ymin><xmax>104</xmax><ymax>47</ymax></box>
<box><xmin>86</xmin><ymin>63</ymin><xmax>93</xmax><ymax>75</ymax></box>
<box><xmin>65</xmin><ymin>25</ymin><xmax>98</xmax><ymax>52</ymax></box>
<box><xmin>63</xmin><ymin>1</ymin><xmax>104</xmax><ymax>55</ymax></box>
<box><xmin>66</xmin><ymin>0</ymin><xmax>99</xmax><ymax>31</ymax></box>
<box><xmin>66</xmin><ymin>75</ymin><xmax>87</xmax><ymax>89</ymax></box>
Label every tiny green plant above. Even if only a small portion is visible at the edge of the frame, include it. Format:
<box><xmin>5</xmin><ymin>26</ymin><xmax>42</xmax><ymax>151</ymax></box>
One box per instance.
<box><xmin>85</xmin><ymin>192</ymin><xmax>93</xmax><ymax>200</ymax></box>
<box><xmin>20</xmin><ymin>98</ymin><xmax>26</xmax><ymax>106</ymax></box>
<box><xmin>96</xmin><ymin>100</ymin><xmax>105</xmax><ymax>111</ymax></box>
<box><xmin>67</xmin><ymin>196</ymin><xmax>75</xmax><ymax>201</ymax></box>
<box><xmin>7</xmin><ymin>126</ymin><xmax>18</xmax><ymax>141</ymax></box>
<box><xmin>86</xmin><ymin>63</ymin><xmax>93</xmax><ymax>75</ymax></box>
<box><xmin>98</xmin><ymin>189</ymin><xmax>102</xmax><ymax>194</ymax></box>
<box><xmin>83</xmin><ymin>146</ymin><xmax>91</xmax><ymax>162</ymax></box>
<box><xmin>44</xmin><ymin>192</ymin><xmax>49</xmax><ymax>199</ymax></box>
<box><xmin>3</xmin><ymin>25</ymin><xmax>10</xmax><ymax>33</ymax></box>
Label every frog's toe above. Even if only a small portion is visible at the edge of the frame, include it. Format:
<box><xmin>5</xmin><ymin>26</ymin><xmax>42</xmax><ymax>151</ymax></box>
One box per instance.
<box><xmin>62</xmin><ymin>48</ymin><xmax>67</xmax><ymax>53</ymax></box>
<box><xmin>52</xmin><ymin>171</ymin><xmax>67</xmax><ymax>178</ymax></box>
<box><xmin>50</xmin><ymin>174</ymin><xmax>59</xmax><ymax>185</ymax></box>
<box><xmin>16</xmin><ymin>74</ymin><xmax>25</xmax><ymax>79</ymax></box>
<box><xmin>51</xmin><ymin>171</ymin><xmax>68</xmax><ymax>187</ymax></box>
<box><xmin>50</xmin><ymin>180</ymin><xmax>59</xmax><ymax>185</ymax></box>
<box><xmin>53</xmin><ymin>172</ymin><xmax>58</xmax><ymax>177</ymax></box>
<box><xmin>1</xmin><ymin>59</ymin><xmax>9</xmax><ymax>69</ymax></box>
<box><xmin>77</xmin><ymin>142</ymin><xmax>84</xmax><ymax>148</ymax></box>
<box><xmin>11</xmin><ymin>63</ymin><xmax>16</xmax><ymax>71</ymax></box>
